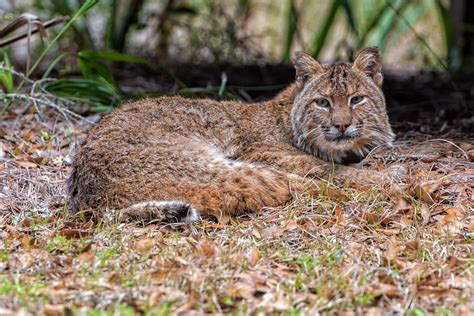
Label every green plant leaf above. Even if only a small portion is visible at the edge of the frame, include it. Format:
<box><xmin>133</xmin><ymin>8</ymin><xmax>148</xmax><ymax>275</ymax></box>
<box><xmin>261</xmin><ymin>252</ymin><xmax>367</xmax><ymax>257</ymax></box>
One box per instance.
<box><xmin>44</xmin><ymin>78</ymin><xmax>122</xmax><ymax>108</ymax></box>
<box><xmin>434</xmin><ymin>0</ymin><xmax>458</xmax><ymax>69</ymax></box>
<box><xmin>341</xmin><ymin>0</ymin><xmax>357</xmax><ymax>36</ymax></box>
<box><xmin>282</xmin><ymin>0</ymin><xmax>299</xmax><ymax>63</ymax></box>
<box><xmin>0</xmin><ymin>51</ymin><xmax>14</xmax><ymax>93</ymax></box>
<box><xmin>357</xmin><ymin>1</ymin><xmax>392</xmax><ymax>47</ymax></box>
<box><xmin>42</xmin><ymin>51</ymin><xmax>74</xmax><ymax>79</ymax></box>
<box><xmin>310</xmin><ymin>0</ymin><xmax>341</xmax><ymax>58</ymax></box>
<box><xmin>14</xmin><ymin>0</ymin><xmax>98</xmax><ymax>92</ymax></box>
<box><xmin>78</xmin><ymin>50</ymin><xmax>150</xmax><ymax>65</ymax></box>
<box><xmin>372</xmin><ymin>0</ymin><xmax>410</xmax><ymax>51</ymax></box>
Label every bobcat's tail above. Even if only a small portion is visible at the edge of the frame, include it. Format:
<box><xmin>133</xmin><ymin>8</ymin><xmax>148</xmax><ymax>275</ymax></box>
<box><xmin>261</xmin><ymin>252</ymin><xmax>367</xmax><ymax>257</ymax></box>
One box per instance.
<box><xmin>118</xmin><ymin>200</ymin><xmax>200</xmax><ymax>224</ymax></box>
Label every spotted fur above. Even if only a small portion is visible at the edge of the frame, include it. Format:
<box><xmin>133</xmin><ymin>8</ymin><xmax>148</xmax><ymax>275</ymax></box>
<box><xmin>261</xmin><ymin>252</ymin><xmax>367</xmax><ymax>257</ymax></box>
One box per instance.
<box><xmin>68</xmin><ymin>47</ymin><xmax>397</xmax><ymax>223</ymax></box>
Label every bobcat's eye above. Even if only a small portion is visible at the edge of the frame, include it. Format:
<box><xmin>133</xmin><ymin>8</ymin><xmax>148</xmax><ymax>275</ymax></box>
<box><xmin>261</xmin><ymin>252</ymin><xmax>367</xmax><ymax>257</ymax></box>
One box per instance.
<box><xmin>350</xmin><ymin>95</ymin><xmax>365</xmax><ymax>107</ymax></box>
<box><xmin>315</xmin><ymin>98</ymin><xmax>330</xmax><ymax>108</ymax></box>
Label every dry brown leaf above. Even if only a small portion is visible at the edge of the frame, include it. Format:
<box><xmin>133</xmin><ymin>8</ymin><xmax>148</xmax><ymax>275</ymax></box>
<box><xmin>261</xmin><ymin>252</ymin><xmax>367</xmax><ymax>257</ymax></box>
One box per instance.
<box><xmin>77</xmin><ymin>252</ymin><xmax>95</xmax><ymax>265</ymax></box>
<box><xmin>442</xmin><ymin>277</ymin><xmax>471</xmax><ymax>289</ymax></box>
<box><xmin>375</xmin><ymin>228</ymin><xmax>401</xmax><ymax>236</ymax></box>
<box><xmin>363</xmin><ymin>212</ymin><xmax>381</xmax><ymax>224</ymax></box>
<box><xmin>173</xmin><ymin>256</ymin><xmax>189</xmax><ymax>266</ymax></box>
<box><xmin>248</xmin><ymin>248</ymin><xmax>260</xmax><ymax>267</ymax></box>
<box><xmin>438</xmin><ymin>212</ymin><xmax>462</xmax><ymax>226</ymax></box>
<box><xmin>15</xmin><ymin>160</ymin><xmax>38</xmax><ymax>169</ymax></box>
<box><xmin>445</xmin><ymin>207</ymin><xmax>464</xmax><ymax>218</ymax></box>
<box><xmin>370</xmin><ymin>283</ymin><xmax>399</xmax><ymax>298</ymax></box>
<box><xmin>323</xmin><ymin>187</ymin><xmax>348</xmax><ymax>201</ymax></box>
<box><xmin>467</xmin><ymin>149</ymin><xmax>474</xmax><ymax>162</ymax></box>
<box><xmin>420</xmin><ymin>272</ymin><xmax>444</xmax><ymax>287</ymax></box>
<box><xmin>262</xmin><ymin>226</ymin><xmax>283</xmax><ymax>239</ymax></box>
<box><xmin>335</xmin><ymin>205</ymin><xmax>343</xmax><ymax>223</ymax></box>
<box><xmin>437</xmin><ymin>214</ymin><xmax>463</xmax><ymax>234</ymax></box>
<box><xmin>57</xmin><ymin>229</ymin><xmax>93</xmax><ymax>239</ymax></box>
<box><xmin>446</xmin><ymin>255</ymin><xmax>465</xmax><ymax>268</ymax></box>
<box><xmin>400</xmin><ymin>213</ymin><xmax>413</xmax><ymax>227</ymax></box>
<box><xmin>227</xmin><ymin>282</ymin><xmax>255</xmax><ymax>299</ymax></box>
<box><xmin>406</xmin><ymin>263</ymin><xmax>426</xmax><ymax>283</ymax></box>
<box><xmin>281</xmin><ymin>219</ymin><xmax>298</xmax><ymax>231</ymax></box>
<box><xmin>385</xmin><ymin>237</ymin><xmax>399</xmax><ymax>262</ymax></box>
<box><xmin>248</xmin><ymin>272</ymin><xmax>267</xmax><ymax>285</ymax></box>
<box><xmin>203</xmin><ymin>222</ymin><xmax>226</xmax><ymax>229</ymax></box>
<box><xmin>148</xmin><ymin>292</ymin><xmax>163</xmax><ymax>306</ymax></box>
<box><xmin>420</xmin><ymin>204</ymin><xmax>431</xmax><ymax>225</ymax></box>
<box><xmin>252</xmin><ymin>225</ymin><xmax>262</xmax><ymax>239</ymax></box>
<box><xmin>40</xmin><ymin>304</ymin><xmax>66</xmax><ymax>316</ymax></box>
<box><xmin>150</xmin><ymin>271</ymin><xmax>168</xmax><ymax>283</ymax></box>
<box><xmin>198</xmin><ymin>238</ymin><xmax>217</xmax><ymax>257</ymax></box>
<box><xmin>21</xmin><ymin>234</ymin><xmax>31</xmax><ymax>249</ymax></box>
<box><xmin>218</xmin><ymin>214</ymin><xmax>230</xmax><ymax>224</ymax></box>
<box><xmin>14</xmin><ymin>253</ymin><xmax>34</xmax><ymax>270</ymax></box>
<box><xmin>319</xmin><ymin>226</ymin><xmax>344</xmax><ymax>235</ymax></box>
<box><xmin>418</xmin><ymin>287</ymin><xmax>458</xmax><ymax>299</ymax></box>
<box><xmin>23</xmin><ymin>130</ymin><xmax>37</xmax><ymax>142</ymax></box>
<box><xmin>412</xmin><ymin>180</ymin><xmax>441</xmax><ymax>204</ymax></box>
<box><xmin>134</xmin><ymin>237</ymin><xmax>156</xmax><ymax>252</ymax></box>
<box><xmin>404</xmin><ymin>240</ymin><xmax>419</xmax><ymax>252</ymax></box>
<box><xmin>393</xmin><ymin>198</ymin><xmax>412</xmax><ymax>214</ymax></box>
<box><xmin>467</xmin><ymin>219</ymin><xmax>474</xmax><ymax>232</ymax></box>
<box><xmin>365</xmin><ymin>307</ymin><xmax>383</xmax><ymax>316</ymax></box>
<box><xmin>273</xmin><ymin>294</ymin><xmax>290</xmax><ymax>311</ymax></box>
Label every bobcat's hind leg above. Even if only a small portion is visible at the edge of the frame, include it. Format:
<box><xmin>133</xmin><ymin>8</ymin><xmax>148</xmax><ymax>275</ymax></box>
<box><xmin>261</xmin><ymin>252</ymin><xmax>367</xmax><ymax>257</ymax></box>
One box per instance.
<box><xmin>177</xmin><ymin>168</ymin><xmax>318</xmax><ymax>219</ymax></box>
<box><xmin>118</xmin><ymin>200</ymin><xmax>200</xmax><ymax>224</ymax></box>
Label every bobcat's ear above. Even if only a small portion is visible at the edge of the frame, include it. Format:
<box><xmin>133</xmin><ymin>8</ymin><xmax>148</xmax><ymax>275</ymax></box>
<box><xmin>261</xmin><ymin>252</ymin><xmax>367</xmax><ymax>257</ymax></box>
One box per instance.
<box><xmin>293</xmin><ymin>51</ymin><xmax>323</xmax><ymax>90</ymax></box>
<box><xmin>352</xmin><ymin>47</ymin><xmax>383</xmax><ymax>86</ymax></box>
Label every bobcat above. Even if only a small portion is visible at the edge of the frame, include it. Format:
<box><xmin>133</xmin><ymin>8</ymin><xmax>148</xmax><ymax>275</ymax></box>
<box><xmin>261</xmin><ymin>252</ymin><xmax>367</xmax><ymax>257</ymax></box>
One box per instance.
<box><xmin>68</xmin><ymin>47</ymin><xmax>397</xmax><ymax>223</ymax></box>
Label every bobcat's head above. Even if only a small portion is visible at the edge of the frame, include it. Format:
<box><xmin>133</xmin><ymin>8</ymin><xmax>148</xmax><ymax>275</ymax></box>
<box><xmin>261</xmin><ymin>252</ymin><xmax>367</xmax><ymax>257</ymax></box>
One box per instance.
<box><xmin>290</xmin><ymin>47</ymin><xmax>395</xmax><ymax>163</ymax></box>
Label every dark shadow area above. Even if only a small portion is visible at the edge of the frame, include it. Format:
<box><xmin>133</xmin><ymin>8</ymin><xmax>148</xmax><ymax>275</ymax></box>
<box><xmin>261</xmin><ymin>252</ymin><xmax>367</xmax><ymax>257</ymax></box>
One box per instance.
<box><xmin>115</xmin><ymin>62</ymin><xmax>473</xmax><ymax>138</ymax></box>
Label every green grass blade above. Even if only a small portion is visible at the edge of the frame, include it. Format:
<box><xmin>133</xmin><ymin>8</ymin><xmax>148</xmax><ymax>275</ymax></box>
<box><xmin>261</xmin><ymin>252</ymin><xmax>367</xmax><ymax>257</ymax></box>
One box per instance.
<box><xmin>78</xmin><ymin>50</ymin><xmax>150</xmax><ymax>65</ymax></box>
<box><xmin>111</xmin><ymin>0</ymin><xmax>145</xmax><ymax>52</ymax></box>
<box><xmin>26</xmin><ymin>0</ymin><xmax>98</xmax><ymax>78</ymax></box>
<box><xmin>310</xmin><ymin>0</ymin><xmax>341</xmax><ymax>58</ymax></box>
<box><xmin>106</xmin><ymin>0</ymin><xmax>118</xmax><ymax>50</ymax></box>
<box><xmin>44</xmin><ymin>78</ymin><xmax>122</xmax><ymax>107</ymax></box>
<box><xmin>357</xmin><ymin>1</ymin><xmax>392</xmax><ymax>47</ymax></box>
<box><xmin>372</xmin><ymin>0</ymin><xmax>410</xmax><ymax>51</ymax></box>
<box><xmin>42</xmin><ymin>51</ymin><xmax>73</xmax><ymax>79</ymax></box>
<box><xmin>76</xmin><ymin>50</ymin><xmax>151</xmax><ymax>89</ymax></box>
<box><xmin>341</xmin><ymin>0</ymin><xmax>357</xmax><ymax>36</ymax></box>
<box><xmin>282</xmin><ymin>0</ymin><xmax>298</xmax><ymax>63</ymax></box>
<box><xmin>77</xmin><ymin>56</ymin><xmax>116</xmax><ymax>85</ymax></box>
<box><xmin>434</xmin><ymin>0</ymin><xmax>457</xmax><ymax>69</ymax></box>
<box><xmin>390</xmin><ymin>0</ymin><xmax>431</xmax><ymax>45</ymax></box>
<box><xmin>0</xmin><ymin>51</ymin><xmax>14</xmax><ymax>93</ymax></box>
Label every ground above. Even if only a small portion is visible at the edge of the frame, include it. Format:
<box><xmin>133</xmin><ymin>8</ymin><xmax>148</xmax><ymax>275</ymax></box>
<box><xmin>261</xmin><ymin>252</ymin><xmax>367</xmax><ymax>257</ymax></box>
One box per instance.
<box><xmin>0</xmin><ymin>68</ymin><xmax>473</xmax><ymax>315</ymax></box>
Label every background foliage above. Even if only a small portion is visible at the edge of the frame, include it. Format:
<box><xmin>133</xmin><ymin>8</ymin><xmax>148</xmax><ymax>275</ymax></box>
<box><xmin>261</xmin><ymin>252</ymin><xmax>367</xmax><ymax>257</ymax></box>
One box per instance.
<box><xmin>0</xmin><ymin>0</ymin><xmax>472</xmax><ymax>109</ymax></box>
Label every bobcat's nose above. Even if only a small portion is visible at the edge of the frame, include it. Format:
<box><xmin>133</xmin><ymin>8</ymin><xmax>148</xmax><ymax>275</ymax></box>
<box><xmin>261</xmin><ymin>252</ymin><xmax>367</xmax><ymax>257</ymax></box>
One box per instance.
<box><xmin>334</xmin><ymin>123</ymin><xmax>350</xmax><ymax>134</ymax></box>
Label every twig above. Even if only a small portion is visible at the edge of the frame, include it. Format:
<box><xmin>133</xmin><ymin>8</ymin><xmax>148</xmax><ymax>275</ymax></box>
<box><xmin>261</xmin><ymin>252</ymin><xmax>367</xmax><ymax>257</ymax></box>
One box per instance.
<box><xmin>423</xmin><ymin>139</ymin><xmax>470</xmax><ymax>160</ymax></box>
<box><xmin>2</xmin><ymin>93</ymin><xmax>92</xmax><ymax>123</ymax></box>
<box><xmin>0</xmin><ymin>16</ymin><xmax>69</xmax><ymax>48</ymax></box>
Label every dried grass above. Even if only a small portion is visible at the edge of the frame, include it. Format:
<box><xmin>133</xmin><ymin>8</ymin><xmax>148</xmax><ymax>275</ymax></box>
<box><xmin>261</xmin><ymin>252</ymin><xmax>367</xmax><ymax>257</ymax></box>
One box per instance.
<box><xmin>0</xmin><ymin>101</ymin><xmax>472</xmax><ymax>315</ymax></box>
